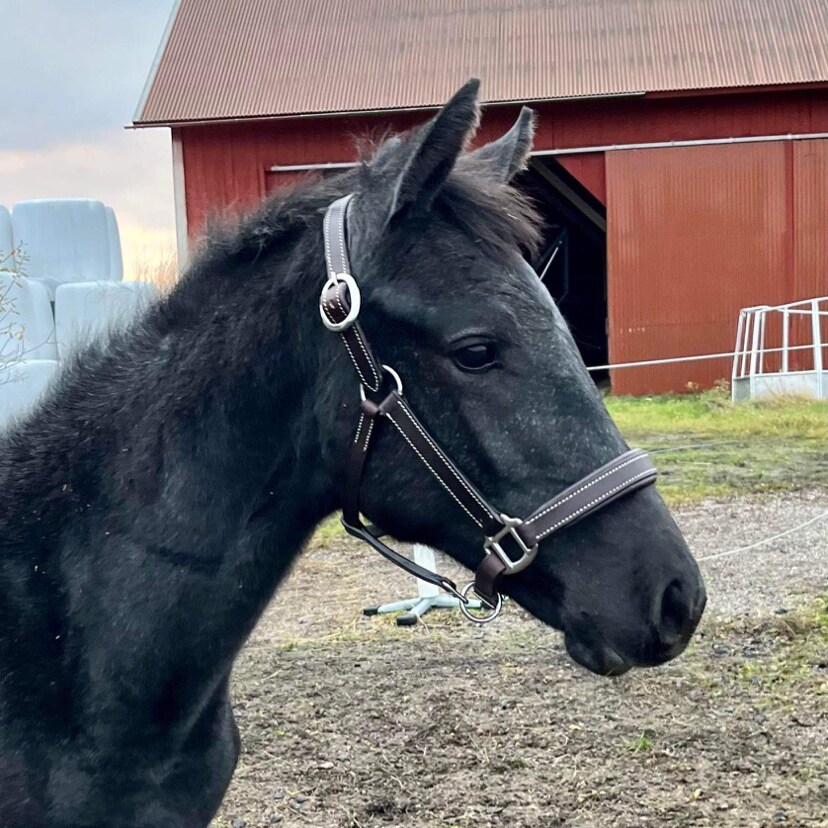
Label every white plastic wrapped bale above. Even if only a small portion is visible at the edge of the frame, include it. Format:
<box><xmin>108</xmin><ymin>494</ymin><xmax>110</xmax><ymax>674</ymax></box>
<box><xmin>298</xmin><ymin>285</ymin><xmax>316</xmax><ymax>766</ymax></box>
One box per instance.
<box><xmin>0</xmin><ymin>204</ymin><xmax>14</xmax><ymax>258</ymax></box>
<box><xmin>55</xmin><ymin>281</ymin><xmax>159</xmax><ymax>359</ymax></box>
<box><xmin>0</xmin><ymin>359</ymin><xmax>59</xmax><ymax>432</ymax></box>
<box><xmin>105</xmin><ymin>206</ymin><xmax>124</xmax><ymax>281</ymax></box>
<box><xmin>0</xmin><ymin>206</ymin><xmax>12</xmax><ymax>263</ymax></box>
<box><xmin>12</xmin><ymin>199</ymin><xmax>112</xmax><ymax>298</ymax></box>
<box><xmin>0</xmin><ymin>271</ymin><xmax>58</xmax><ymax>362</ymax></box>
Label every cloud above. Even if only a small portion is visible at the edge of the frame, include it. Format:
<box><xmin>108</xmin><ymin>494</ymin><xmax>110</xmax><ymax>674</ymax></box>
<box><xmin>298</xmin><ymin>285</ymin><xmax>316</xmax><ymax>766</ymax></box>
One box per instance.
<box><xmin>0</xmin><ymin>1</ymin><xmax>179</xmax><ymax>277</ymax></box>
<box><xmin>2</xmin><ymin>0</ymin><xmax>175</xmax><ymax>150</ymax></box>
<box><xmin>0</xmin><ymin>128</ymin><xmax>176</xmax><ymax>278</ymax></box>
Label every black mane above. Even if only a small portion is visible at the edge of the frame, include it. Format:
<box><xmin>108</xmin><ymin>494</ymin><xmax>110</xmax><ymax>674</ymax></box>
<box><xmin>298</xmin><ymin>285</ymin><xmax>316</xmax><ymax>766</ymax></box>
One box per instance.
<box><xmin>192</xmin><ymin>146</ymin><xmax>541</xmax><ymax>287</ymax></box>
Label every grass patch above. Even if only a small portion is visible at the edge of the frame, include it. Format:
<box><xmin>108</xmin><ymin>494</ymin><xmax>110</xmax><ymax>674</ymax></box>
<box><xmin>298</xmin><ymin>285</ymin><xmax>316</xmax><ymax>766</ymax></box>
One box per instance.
<box><xmin>606</xmin><ymin>388</ymin><xmax>828</xmax><ymax>504</ymax></box>
<box><xmin>271</xmin><ymin>619</ymin><xmax>455</xmax><ymax>654</ymax></box>
<box><xmin>727</xmin><ymin>596</ymin><xmax>828</xmax><ymax>691</ymax></box>
<box><xmin>307</xmin><ymin>513</ymin><xmax>347</xmax><ymax>551</ymax></box>
<box><xmin>606</xmin><ymin>387</ymin><xmax>827</xmax><ymax>440</ymax></box>
<box><xmin>626</xmin><ymin>732</ymin><xmax>655</xmax><ymax>753</ymax></box>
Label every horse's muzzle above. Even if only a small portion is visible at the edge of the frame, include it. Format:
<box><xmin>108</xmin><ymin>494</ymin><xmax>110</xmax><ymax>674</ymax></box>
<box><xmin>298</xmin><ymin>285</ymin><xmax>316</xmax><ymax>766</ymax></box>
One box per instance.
<box><xmin>563</xmin><ymin>574</ymin><xmax>707</xmax><ymax>677</ymax></box>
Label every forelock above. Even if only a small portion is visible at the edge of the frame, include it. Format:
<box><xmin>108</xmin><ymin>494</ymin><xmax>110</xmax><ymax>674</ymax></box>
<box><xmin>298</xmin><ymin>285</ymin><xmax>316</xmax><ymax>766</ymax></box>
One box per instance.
<box><xmin>435</xmin><ymin>155</ymin><xmax>542</xmax><ymax>263</ymax></box>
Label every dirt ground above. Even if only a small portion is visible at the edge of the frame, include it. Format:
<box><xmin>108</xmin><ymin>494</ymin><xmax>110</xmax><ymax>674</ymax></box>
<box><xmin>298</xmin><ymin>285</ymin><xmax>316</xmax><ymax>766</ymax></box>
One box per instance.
<box><xmin>213</xmin><ymin>491</ymin><xmax>828</xmax><ymax>828</ymax></box>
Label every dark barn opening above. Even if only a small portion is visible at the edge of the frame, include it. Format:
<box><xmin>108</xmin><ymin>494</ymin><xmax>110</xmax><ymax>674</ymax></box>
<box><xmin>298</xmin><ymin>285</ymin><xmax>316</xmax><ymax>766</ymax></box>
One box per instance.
<box><xmin>517</xmin><ymin>158</ymin><xmax>609</xmax><ymax>386</ymax></box>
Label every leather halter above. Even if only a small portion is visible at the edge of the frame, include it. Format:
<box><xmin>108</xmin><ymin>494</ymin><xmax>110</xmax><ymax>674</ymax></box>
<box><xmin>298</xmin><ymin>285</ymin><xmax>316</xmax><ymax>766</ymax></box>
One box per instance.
<box><xmin>319</xmin><ymin>194</ymin><xmax>657</xmax><ymax>623</ymax></box>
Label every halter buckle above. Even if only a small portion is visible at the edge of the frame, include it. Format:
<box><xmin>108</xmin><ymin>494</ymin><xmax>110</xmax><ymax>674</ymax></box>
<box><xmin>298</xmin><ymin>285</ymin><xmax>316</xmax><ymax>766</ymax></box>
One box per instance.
<box><xmin>319</xmin><ymin>272</ymin><xmax>361</xmax><ymax>331</ymax></box>
<box><xmin>484</xmin><ymin>514</ymin><xmax>539</xmax><ymax>574</ymax></box>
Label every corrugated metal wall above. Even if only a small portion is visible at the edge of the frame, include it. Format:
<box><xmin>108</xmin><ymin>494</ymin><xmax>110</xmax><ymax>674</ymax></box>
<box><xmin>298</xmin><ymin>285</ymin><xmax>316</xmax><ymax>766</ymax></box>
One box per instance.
<box><xmin>793</xmin><ymin>140</ymin><xmax>828</xmax><ymax>368</ymax></box>
<box><xmin>137</xmin><ymin>0</ymin><xmax>828</xmax><ymax>125</ymax></box>
<box><xmin>556</xmin><ymin>154</ymin><xmax>606</xmax><ymax>204</ymax></box>
<box><xmin>177</xmin><ymin>90</ymin><xmax>828</xmax><ymax>395</ymax></box>
<box><xmin>180</xmin><ymin>87</ymin><xmax>828</xmax><ymax>238</ymax></box>
<box><xmin>793</xmin><ymin>141</ymin><xmax>828</xmax><ymax>299</ymax></box>
<box><xmin>607</xmin><ymin>140</ymin><xmax>828</xmax><ymax>394</ymax></box>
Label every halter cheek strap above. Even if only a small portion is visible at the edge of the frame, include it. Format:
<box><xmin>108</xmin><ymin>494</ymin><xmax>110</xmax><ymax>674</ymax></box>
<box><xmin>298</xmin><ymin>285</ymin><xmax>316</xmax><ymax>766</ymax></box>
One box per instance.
<box><xmin>320</xmin><ymin>195</ymin><xmax>657</xmax><ymax>623</ymax></box>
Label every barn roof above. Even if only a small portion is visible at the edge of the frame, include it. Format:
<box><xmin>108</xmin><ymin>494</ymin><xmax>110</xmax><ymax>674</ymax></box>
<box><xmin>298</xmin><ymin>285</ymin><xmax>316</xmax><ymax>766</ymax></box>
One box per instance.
<box><xmin>134</xmin><ymin>0</ymin><xmax>828</xmax><ymax>127</ymax></box>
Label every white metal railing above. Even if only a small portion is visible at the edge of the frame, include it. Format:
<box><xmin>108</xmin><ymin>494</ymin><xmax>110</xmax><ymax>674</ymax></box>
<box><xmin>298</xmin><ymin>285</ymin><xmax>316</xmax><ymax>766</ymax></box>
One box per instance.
<box><xmin>732</xmin><ymin>296</ymin><xmax>828</xmax><ymax>400</ymax></box>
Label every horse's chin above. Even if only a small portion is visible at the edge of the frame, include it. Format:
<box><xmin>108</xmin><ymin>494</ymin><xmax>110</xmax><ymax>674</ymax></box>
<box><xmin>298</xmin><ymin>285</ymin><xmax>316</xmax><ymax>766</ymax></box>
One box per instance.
<box><xmin>564</xmin><ymin>632</ymin><xmax>631</xmax><ymax>677</ymax></box>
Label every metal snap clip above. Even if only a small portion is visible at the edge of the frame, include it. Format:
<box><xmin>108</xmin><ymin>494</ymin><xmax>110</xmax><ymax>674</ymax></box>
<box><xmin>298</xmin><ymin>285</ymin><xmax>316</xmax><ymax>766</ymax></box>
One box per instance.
<box><xmin>459</xmin><ymin>581</ymin><xmax>503</xmax><ymax>624</ymax></box>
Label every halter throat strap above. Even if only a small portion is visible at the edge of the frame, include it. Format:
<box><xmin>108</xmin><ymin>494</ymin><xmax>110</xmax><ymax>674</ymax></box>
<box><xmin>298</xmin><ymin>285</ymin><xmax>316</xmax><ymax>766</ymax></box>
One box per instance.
<box><xmin>320</xmin><ymin>195</ymin><xmax>657</xmax><ymax>621</ymax></box>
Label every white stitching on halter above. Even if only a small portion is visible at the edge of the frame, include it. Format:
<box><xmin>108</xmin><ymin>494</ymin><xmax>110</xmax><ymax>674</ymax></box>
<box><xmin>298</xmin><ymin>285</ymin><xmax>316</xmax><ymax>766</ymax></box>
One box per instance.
<box><xmin>386</xmin><ymin>412</ymin><xmax>484</xmax><ymax>528</ymax></box>
<box><xmin>323</xmin><ymin>207</ymin><xmax>333</xmax><ymax>275</ymax></box>
<box><xmin>353</xmin><ymin>328</ymin><xmax>380</xmax><ymax>390</ymax></box>
<box><xmin>353</xmin><ymin>411</ymin><xmax>366</xmax><ymax>445</ymax></box>
<box><xmin>339</xmin><ymin>333</ymin><xmax>372</xmax><ymax>390</ymax></box>
<box><xmin>535</xmin><ymin>469</ymin><xmax>656</xmax><ymax>541</ymax></box>
<box><xmin>525</xmin><ymin>453</ymin><xmax>646</xmax><ymax>528</ymax></box>
<box><xmin>396</xmin><ymin>398</ymin><xmax>494</xmax><ymax>520</ymax></box>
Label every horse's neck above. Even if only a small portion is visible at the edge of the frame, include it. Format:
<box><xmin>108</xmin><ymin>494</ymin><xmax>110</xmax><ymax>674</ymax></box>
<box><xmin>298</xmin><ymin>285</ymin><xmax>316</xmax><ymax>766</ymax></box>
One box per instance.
<box><xmin>130</xmin><ymin>256</ymin><xmax>342</xmax><ymax>708</ymax></box>
<box><xmin>125</xmin><ymin>244</ymin><xmax>336</xmax><ymax>641</ymax></box>
<box><xmin>8</xmin><ymin>229</ymin><xmax>336</xmax><ymax>719</ymax></box>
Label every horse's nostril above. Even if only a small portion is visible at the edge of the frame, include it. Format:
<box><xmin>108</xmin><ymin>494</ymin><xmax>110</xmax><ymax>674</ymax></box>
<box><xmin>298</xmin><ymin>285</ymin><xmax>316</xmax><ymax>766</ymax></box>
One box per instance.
<box><xmin>658</xmin><ymin>579</ymin><xmax>691</xmax><ymax>641</ymax></box>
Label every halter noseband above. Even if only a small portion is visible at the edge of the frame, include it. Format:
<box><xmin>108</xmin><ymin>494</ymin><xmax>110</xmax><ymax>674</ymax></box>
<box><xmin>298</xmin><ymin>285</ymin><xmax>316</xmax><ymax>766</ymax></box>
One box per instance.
<box><xmin>319</xmin><ymin>195</ymin><xmax>657</xmax><ymax>623</ymax></box>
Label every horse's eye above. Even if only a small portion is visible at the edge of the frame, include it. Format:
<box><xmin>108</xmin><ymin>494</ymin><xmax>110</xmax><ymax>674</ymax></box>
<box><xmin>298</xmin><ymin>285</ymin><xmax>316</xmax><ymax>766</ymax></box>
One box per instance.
<box><xmin>452</xmin><ymin>342</ymin><xmax>498</xmax><ymax>373</ymax></box>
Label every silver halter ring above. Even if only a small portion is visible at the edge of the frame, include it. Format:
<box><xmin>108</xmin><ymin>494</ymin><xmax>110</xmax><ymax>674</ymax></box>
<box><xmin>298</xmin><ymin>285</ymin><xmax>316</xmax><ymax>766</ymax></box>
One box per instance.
<box><xmin>459</xmin><ymin>581</ymin><xmax>503</xmax><ymax>624</ymax></box>
<box><xmin>319</xmin><ymin>271</ymin><xmax>361</xmax><ymax>332</ymax></box>
<box><xmin>359</xmin><ymin>364</ymin><xmax>403</xmax><ymax>402</ymax></box>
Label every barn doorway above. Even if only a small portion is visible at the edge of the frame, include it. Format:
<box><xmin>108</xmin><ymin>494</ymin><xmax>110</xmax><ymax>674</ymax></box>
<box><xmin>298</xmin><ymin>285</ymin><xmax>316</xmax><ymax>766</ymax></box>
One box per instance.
<box><xmin>517</xmin><ymin>158</ymin><xmax>608</xmax><ymax>385</ymax></box>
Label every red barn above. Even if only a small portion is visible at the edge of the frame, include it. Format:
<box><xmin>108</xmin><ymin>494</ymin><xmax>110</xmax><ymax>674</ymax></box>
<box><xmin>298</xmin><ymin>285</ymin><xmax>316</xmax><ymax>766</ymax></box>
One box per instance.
<box><xmin>133</xmin><ymin>0</ymin><xmax>828</xmax><ymax>394</ymax></box>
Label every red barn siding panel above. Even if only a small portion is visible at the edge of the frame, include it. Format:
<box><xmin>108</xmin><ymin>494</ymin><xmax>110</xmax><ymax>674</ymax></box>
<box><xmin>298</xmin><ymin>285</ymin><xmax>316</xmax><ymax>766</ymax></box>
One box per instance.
<box><xmin>794</xmin><ymin>139</ymin><xmax>828</xmax><ymax>299</ymax></box>
<box><xmin>793</xmin><ymin>139</ymin><xmax>828</xmax><ymax>368</ymax></box>
<box><xmin>556</xmin><ymin>154</ymin><xmax>606</xmax><ymax>204</ymax></box>
<box><xmin>178</xmin><ymin>109</ymin><xmax>517</xmax><ymax>238</ymax></box>
<box><xmin>181</xmin><ymin>125</ymin><xmax>268</xmax><ymax>242</ymax></box>
<box><xmin>607</xmin><ymin>143</ymin><xmax>788</xmax><ymax>394</ymax></box>
<box><xmin>179</xmin><ymin>89</ymin><xmax>828</xmax><ymax>241</ymax></box>
<box><xmin>476</xmin><ymin>86</ymin><xmax>826</xmax><ymax>153</ymax></box>
<box><xmin>735</xmin><ymin>140</ymin><xmax>828</xmax><ymax>374</ymax></box>
<box><xmin>180</xmin><ymin>114</ymin><xmax>420</xmax><ymax>237</ymax></box>
<box><xmin>265</xmin><ymin>170</ymin><xmax>317</xmax><ymax>193</ymax></box>
<box><xmin>528</xmin><ymin>88</ymin><xmax>828</xmax><ymax>154</ymax></box>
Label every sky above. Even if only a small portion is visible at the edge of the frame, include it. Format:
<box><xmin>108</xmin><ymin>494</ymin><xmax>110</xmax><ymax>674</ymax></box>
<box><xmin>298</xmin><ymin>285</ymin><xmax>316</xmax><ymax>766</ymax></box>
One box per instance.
<box><xmin>0</xmin><ymin>0</ymin><xmax>178</xmax><ymax>276</ymax></box>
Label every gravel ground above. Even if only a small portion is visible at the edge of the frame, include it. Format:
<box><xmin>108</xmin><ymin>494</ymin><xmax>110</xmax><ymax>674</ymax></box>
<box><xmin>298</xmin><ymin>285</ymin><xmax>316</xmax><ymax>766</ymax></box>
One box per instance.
<box><xmin>211</xmin><ymin>489</ymin><xmax>828</xmax><ymax>828</ymax></box>
<box><xmin>678</xmin><ymin>489</ymin><xmax>828</xmax><ymax>618</ymax></box>
<box><xmin>246</xmin><ymin>488</ymin><xmax>828</xmax><ymax>646</ymax></box>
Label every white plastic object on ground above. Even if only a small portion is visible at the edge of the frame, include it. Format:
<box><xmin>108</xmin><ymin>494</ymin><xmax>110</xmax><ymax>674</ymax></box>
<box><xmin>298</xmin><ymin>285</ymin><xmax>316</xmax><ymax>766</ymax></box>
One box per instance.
<box><xmin>0</xmin><ymin>207</ymin><xmax>12</xmax><ymax>262</ymax></box>
<box><xmin>12</xmin><ymin>199</ymin><xmax>112</xmax><ymax>298</ymax></box>
<box><xmin>105</xmin><ymin>206</ymin><xmax>124</xmax><ymax>281</ymax></box>
<box><xmin>0</xmin><ymin>272</ymin><xmax>58</xmax><ymax>362</ymax></box>
<box><xmin>412</xmin><ymin>544</ymin><xmax>441</xmax><ymax>598</ymax></box>
<box><xmin>54</xmin><ymin>281</ymin><xmax>158</xmax><ymax>360</ymax></box>
<box><xmin>0</xmin><ymin>359</ymin><xmax>60</xmax><ymax>432</ymax></box>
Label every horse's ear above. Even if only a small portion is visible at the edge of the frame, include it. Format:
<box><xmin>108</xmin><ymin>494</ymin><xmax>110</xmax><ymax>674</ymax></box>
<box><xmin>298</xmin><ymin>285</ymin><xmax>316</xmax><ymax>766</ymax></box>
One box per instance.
<box><xmin>383</xmin><ymin>79</ymin><xmax>481</xmax><ymax>219</ymax></box>
<box><xmin>468</xmin><ymin>107</ymin><xmax>536</xmax><ymax>182</ymax></box>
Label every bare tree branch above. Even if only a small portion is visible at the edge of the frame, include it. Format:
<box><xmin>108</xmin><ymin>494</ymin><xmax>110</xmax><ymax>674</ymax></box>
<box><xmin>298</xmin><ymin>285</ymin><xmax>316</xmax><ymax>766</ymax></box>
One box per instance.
<box><xmin>0</xmin><ymin>246</ymin><xmax>34</xmax><ymax>387</ymax></box>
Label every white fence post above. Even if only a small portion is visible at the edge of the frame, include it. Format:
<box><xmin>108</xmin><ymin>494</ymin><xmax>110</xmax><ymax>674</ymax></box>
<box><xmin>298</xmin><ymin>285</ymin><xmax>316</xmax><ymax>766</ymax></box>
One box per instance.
<box><xmin>812</xmin><ymin>299</ymin><xmax>824</xmax><ymax>398</ymax></box>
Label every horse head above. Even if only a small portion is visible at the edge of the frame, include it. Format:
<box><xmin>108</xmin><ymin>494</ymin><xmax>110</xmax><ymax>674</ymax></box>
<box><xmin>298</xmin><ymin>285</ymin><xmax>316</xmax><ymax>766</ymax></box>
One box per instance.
<box><xmin>317</xmin><ymin>80</ymin><xmax>706</xmax><ymax>676</ymax></box>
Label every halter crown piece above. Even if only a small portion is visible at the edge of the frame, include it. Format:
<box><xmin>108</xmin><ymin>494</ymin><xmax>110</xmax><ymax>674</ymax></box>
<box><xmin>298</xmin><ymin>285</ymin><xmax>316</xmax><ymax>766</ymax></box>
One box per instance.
<box><xmin>319</xmin><ymin>195</ymin><xmax>657</xmax><ymax>623</ymax></box>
